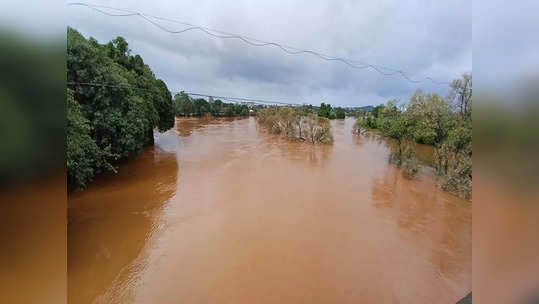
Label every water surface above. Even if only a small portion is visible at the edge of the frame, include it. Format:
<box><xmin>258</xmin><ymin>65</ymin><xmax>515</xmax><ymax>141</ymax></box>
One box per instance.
<box><xmin>68</xmin><ymin>117</ymin><xmax>471</xmax><ymax>303</ymax></box>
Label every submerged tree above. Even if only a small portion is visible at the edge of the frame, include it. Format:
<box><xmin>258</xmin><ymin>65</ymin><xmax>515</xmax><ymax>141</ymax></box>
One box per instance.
<box><xmin>435</xmin><ymin>117</ymin><xmax>472</xmax><ymax>199</ymax></box>
<box><xmin>378</xmin><ymin>105</ymin><xmax>421</xmax><ymax>178</ymax></box>
<box><xmin>257</xmin><ymin>106</ymin><xmax>333</xmax><ymax>144</ymax></box>
<box><xmin>352</xmin><ymin>74</ymin><xmax>472</xmax><ymax>198</ymax></box>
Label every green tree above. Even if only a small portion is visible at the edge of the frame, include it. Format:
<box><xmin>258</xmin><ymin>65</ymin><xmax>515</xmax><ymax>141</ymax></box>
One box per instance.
<box><xmin>447</xmin><ymin>73</ymin><xmax>472</xmax><ymax>118</ymax></box>
<box><xmin>318</xmin><ymin>103</ymin><xmax>332</xmax><ymax>118</ymax></box>
<box><xmin>371</xmin><ymin>104</ymin><xmax>385</xmax><ymax>119</ymax></box>
<box><xmin>406</xmin><ymin>91</ymin><xmax>453</xmax><ymax>145</ymax></box>
<box><xmin>67</xmin><ymin>27</ymin><xmax>175</xmax><ymax>188</ymax></box>
<box><xmin>300</xmin><ymin>104</ymin><xmax>314</xmax><ymax>115</ymax></box>
<box><xmin>222</xmin><ymin>105</ymin><xmax>233</xmax><ymax>116</ymax></box>
<box><xmin>238</xmin><ymin>105</ymin><xmax>249</xmax><ymax>116</ymax></box>
<box><xmin>67</xmin><ymin>89</ymin><xmax>114</xmax><ymax>187</ymax></box>
<box><xmin>174</xmin><ymin>92</ymin><xmax>192</xmax><ymax>116</ymax></box>
<box><xmin>212</xmin><ymin>99</ymin><xmax>223</xmax><ymax>116</ymax></box>
<box><xmin>435</xmin><ymin>117</ymin><xmax>472</xmax><ymax>199</ymax></box>
<box><xmin>351</xmin><ymin>75</ymin><xmax>472</xmax><ymax>197</ymax></box>
<box><xmin>335</xmin><ymin>107</ymin><xmax>346</xmax><ymax>119</ymax></box>
<box><xmin>192</xmin><ymin>98</ymin><xmax>210</xmax><ymax>116</ymax></box>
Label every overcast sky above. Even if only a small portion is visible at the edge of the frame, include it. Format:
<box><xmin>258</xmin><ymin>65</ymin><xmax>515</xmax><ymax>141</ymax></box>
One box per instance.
<box><xmin>66</xmin><ymin>0</ymin><xmax>472</xmax><ymax>107</ymax></box>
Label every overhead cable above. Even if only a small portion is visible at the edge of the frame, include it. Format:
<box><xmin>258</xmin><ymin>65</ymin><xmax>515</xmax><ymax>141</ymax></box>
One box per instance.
<box><xmin>68</xmin><ymin>2</ymin><xmax>452</xmax><ymax>85</ymax></box>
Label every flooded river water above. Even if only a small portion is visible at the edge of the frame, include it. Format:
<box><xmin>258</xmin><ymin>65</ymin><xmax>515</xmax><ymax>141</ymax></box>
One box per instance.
<box><xmin>68</xmin><ymin>117</ymin><xmax>471</xmax><ymax>303</ymax></box>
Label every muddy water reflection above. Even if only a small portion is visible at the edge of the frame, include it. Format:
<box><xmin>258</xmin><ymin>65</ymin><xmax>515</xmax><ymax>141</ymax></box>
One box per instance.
<box><xmin>68</xmin><ymin>117</ymin><xmax>471</xmax><ymax>303</ymax></box>
<box><xmin>68</xmin><ymin>148</ymin><xmax>178</xmax><ymax>303</ymax></box>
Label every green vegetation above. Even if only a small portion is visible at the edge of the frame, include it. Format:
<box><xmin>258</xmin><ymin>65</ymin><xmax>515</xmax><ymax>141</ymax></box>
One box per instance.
<box><xmin>318</xmin><ymin>103</ymin><xmax>332</xmax><ymax>118</ymax></box>
<box><xmin>317</xmin><ymin>103</ymin><xmax>346</xmax><ymax>119</ymax></box>
<box><xmin>67</xmin><ymin>27</ymin><xmax>175</xmax><ymax>188</ymax></box>
<box><xmin>67</xmin><ymin>88</ymin><xmax>114</xmax><ymax>186</ymax></box>
<box><xmin>335</xmin><ymin>107</ymin><xmax>346</xmax><ymax>119</ymax></box>
<box><xmin>355</xmin><ymin>73</ymin><xmax>472</xmax><ymax>199</ymax></box>
<box><xmin>173</xmin><ymin>92</ymin><xmax>254</xmax><ymax>117</ymax></box>
<box><xmin>257</xmin><ymin>106</ymin><xmax>333</xmax><ymax>144</ymax></box>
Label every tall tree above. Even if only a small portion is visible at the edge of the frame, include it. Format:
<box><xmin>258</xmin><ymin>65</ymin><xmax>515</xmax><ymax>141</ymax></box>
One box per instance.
<box><xmin>447</xmin><ymin>73</ymin><xmax>472</xmax><ymax>118</ymax></box>
<box><xmin>67</xmin><ymin>27</ymin><xmax>175</xmax><ymax>188</ymax></box>
<box><xmin>335</xmin><ymin>107</ymin><xmax>346</xmax><ymax>119</ymax></box>
<box><xmin>318</xmin><ymin>103</ymin><xmax>332</xmax><ymax>118</ymax></box>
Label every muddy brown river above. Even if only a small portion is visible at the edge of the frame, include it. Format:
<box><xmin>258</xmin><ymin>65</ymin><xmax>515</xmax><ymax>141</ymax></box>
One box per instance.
<box><xmin>68</xmin><ymin>117</ymin><xmax>471</xmax><ymax>303</ymax></box>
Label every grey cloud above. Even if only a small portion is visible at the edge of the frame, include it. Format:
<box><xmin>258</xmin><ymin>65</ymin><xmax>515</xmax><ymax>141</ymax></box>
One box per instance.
<box><xmin>67</xmin><ymin>0</ymin><xmax>472</xmax><ymax>106</ymax></box>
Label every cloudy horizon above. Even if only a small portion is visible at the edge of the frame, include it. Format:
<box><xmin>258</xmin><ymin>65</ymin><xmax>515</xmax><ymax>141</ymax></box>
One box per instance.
<box><xmin>67</xmin><ymin>1</ymin><xmax>471</xmax><ymax>107</ymax></box>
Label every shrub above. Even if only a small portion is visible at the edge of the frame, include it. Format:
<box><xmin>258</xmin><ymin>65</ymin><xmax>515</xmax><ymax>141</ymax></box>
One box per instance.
<box><xmin>440</xmin><ymin>154</ymin><xmax>472</xmax><ymax>199</ymax></box>
<box><xmin>257</xmin><ymin>107</ymin><xmax>333</xmax><ymax>144</ymax></box>
<box><xmin>388</xmin><ymin>140</ymin><xmax>421</xmax><ymax>178</ymax></box>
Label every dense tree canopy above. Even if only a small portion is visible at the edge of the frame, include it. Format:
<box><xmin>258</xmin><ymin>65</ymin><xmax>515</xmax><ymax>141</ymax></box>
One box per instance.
<box><xmin>334</xmin><ymin>107</ymin><xmax>346</xmax><ymax>119</ymax></box>
<box><xmin>173</xmin><ymin>93</ymin><xmax>251</xmax><ymax>117</ymax></box>
<box><xmin>67</xmin><ymin>27</ymin><xmax>175</xmax><ymax>188</ymax></box>
<box><xmin>318</xmin><ymin>103</ymin><xmax>332</xmax><ymax>118</ymax></box>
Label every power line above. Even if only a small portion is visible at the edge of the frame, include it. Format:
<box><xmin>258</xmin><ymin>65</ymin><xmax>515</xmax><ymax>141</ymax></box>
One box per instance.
<box><xmin>185</xmin><ymin>92</ymin><xmax>301</xmax><ymax>106</ymax></box>
<box><xmin>68</xmin><ymin>81</ymin><xmax>153</xmax><ymax>92</ymax></box>
<box><xmin>68</xmin><ymin>2</ymin><xmax>452</xmax><ymax>85</ymax></box>
<box><xmin>67</xmin><ymin>81</ymin><xmax>302</xmax><ymax>106</ymax></box>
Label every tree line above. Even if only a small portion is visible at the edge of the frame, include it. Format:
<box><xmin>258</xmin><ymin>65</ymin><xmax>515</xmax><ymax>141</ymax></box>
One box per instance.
<box><xmin>172</xmin><ymin>92</ymin><xmax>256</xmax><ymax>117</ymax></box>
<box><xmin>173</xmin><ymin>94</ymin><xmax>351</xmax><ymax>120</ymax></box>
<box><xmin>354</xmin><ymin>73</ymin><xmax>472</xmax><ymax>199</ymax></box>
<box><xmin>67</xmin><ymin>27</ymin><xmax>175</xmax><ymax>188</ymax></box>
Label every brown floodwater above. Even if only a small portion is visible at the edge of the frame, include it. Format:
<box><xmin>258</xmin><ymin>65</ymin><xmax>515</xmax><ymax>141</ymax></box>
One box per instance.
<box><xmin>68</xmin><ymin>117</ymin><xmax>471</xmax><ymax>303</ymax></box>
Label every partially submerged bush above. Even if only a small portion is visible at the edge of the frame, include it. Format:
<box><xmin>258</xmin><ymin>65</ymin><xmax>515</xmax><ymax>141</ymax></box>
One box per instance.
<box><xmin>435</xmin><ymin>122</ymin><xmax>472</xmax><ymax>199</ymax></box>
<box><xmin>308</xmin><ymin>115</ymin><xmax>333</xmax><ymax>144</ymax></box>
<box><xmin>389</xmin><ymin>140</ymin><xmax>421</xmax><ymax>178</ymax></box>
<box><xmin>402</xmin><ymin>157</ymin><xmax>420</xmax><ymax>178</ymax></box>
<box><xmin>440</xmin><ymin>154</ymin><xmax>472</xmax><ymax>200</ymax></box>
<box><xmin>257</xmin><ymin>107</ymin><xmax>333</xmax><ymax>144</ymax></box>
<box><xmin>352</xmin><ymin>118</ymin><xmax>363</xmax><ymax>134</ymax></box>
<box><xmin>352</xmin><ymin>74</ymin><xmax>472</xmax><ymax>199</ymax></box>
